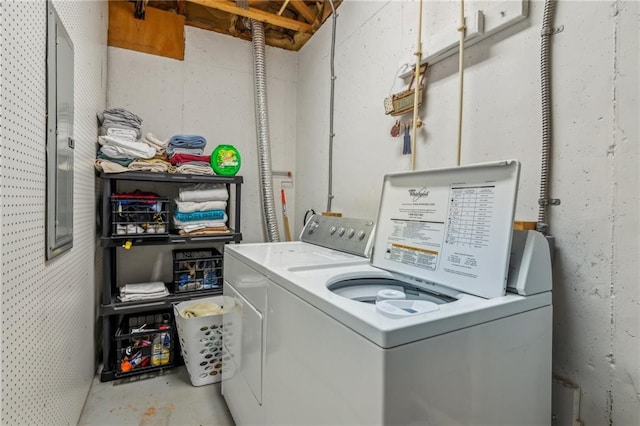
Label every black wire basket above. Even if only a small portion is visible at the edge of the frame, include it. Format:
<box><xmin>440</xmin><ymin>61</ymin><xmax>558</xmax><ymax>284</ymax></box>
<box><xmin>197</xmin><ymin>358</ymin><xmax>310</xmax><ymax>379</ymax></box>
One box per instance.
<box><xmin>111</xmin><ymin>195</ymin><xmax>170</xmax><ymax>236</ymax></box>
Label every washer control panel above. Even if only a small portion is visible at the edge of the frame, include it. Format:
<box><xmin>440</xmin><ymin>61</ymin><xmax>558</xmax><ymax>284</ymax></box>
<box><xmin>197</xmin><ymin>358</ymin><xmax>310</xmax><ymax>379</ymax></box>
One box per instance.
<box><xmin>300</xmin><ymin>214</ymin><xmax>375</xmax><ymax>257</ymax></box>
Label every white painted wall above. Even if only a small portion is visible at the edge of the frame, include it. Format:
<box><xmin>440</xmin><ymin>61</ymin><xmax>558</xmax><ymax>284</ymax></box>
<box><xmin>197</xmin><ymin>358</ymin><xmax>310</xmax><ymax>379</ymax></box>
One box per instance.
<box><xmin>296</xmin><ymin>1</ymin><xmax>639</xmax><ymax>424</ymax></box>
<box><xmin>107</xmin><ymin>26</ymin><xmax>298</xmax><ymax>244</ymax></box>
<box><xmin>0</xmin><ymin>1</ymin><xmax>108</xmax><ymax>424</ymax></box>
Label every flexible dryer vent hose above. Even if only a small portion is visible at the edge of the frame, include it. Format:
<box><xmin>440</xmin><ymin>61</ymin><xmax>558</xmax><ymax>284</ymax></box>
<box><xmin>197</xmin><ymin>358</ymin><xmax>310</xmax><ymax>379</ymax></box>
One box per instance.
<box><xmin>251</xmin><ymin>19</ymin><xmax>280</xmax><ymax>242</ymax></box>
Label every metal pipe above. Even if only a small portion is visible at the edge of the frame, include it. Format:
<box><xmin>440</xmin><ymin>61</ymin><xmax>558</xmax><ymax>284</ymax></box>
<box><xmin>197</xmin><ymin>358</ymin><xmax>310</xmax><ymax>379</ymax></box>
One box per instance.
<box><xmin>411</xmin><ymin>0</ymin><xmax>423</xmax><ymax>170</ymax></box>
<box><xmin>251</xmin><ymin>19</ymin><xmax>280</xmax><ymax>242</ymax></box>
<box><xmin>326</xmin><ymin>0</ymin><xmax>337</xmax><ymax>212</ymax></box>
<box><xmin>456</xmin><ymin>0</ymin><xmax>466</xmax><ymax>166</ymax></box>
<box><xmin>537</xmin><ymin>0</ymin><xmax>556</xmax><ymax>234</ymax></box>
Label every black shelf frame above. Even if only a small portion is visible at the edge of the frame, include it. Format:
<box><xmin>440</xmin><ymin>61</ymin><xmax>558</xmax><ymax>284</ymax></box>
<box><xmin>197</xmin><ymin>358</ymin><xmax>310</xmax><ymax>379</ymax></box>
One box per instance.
<box><xmin>102</xmin><ymin>288</ymin><xmax>223</xmax><ymax>315</ymax></box>
<box><xmin>100</xmin><ymin>232</ymin><xmax>242</xmax><ymax>247</ymax></box>
<box><xmin>98</xmin><ymin>172</ymin><xmax>242</xmax><ymax>382</ymax></box>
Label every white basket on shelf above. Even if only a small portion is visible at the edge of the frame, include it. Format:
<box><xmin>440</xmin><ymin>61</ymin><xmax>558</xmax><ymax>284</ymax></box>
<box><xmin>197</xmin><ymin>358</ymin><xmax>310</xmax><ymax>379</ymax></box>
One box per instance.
<box><xmin>173</xmin><ymin>296</ymin><xmax>233</xmax><ymax>387</ymax></box>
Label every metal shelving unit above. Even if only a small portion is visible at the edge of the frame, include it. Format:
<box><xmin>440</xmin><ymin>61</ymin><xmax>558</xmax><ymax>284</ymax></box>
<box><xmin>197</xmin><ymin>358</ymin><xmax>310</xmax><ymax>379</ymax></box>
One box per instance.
<box><xmin>98</xmin><ymin>172</ymin><xmax>243</xmax><ymax>382</ymax></box>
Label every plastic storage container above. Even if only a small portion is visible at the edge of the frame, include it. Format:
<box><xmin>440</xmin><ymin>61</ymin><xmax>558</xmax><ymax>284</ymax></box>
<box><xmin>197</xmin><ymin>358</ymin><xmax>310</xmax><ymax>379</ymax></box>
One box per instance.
<box><xmin>211</xmin><ymin>144</ymin><xmax>241</xmax><ymax>176</ymax></box>
<box><xmin>114</xmin><ymin>312</ymin><xmax>175</xmax><ymax>377</ymax></box>
<box><xmin>173</xmin><ymin>296</ymin><xmax>234</xmax><ymax>386</ymax></box>
<box><xmin>172</xmin><ymin>248</ymin><xmax>223</xmax><ymax>293</ymax></box>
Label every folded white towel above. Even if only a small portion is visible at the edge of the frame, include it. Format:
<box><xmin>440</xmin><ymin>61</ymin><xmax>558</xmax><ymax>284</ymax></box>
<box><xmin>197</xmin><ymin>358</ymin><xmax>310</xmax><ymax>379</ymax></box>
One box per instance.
<box><xmin>120</xmin><ymin>282</ymin><xmax>167</xmax><ymax>294</ymax></box>
<box><xmin>144</xmin><ymin>132</ymin><xmax>168</xmax><ymax>148</ymax></box>
<box><xmin>178</xmin><ymin>183</ymin><xmax>229</xmax><ymax>202</ymax></box>
<box><xmin>119</xmin><ymin>290</ymin><xmax>169</xmax><ymax>302</ymax></box>
<box><xmin>173</xmin><ymin>214</ymin><xmax>228</xmax><ymax>226</ymax></box>
<box><xmin>128</xmin><ymin>160</ymin><xmax>170</xmax><ymax>173</ymax></box>
<box><xmin>174</xmin><ymin>199</ymin><xmax>227</xmax><ymax>213</ymax></box>
<box><xmin>176</xmin><ymin>163</ymin><xmax>214</xmax><ymax>176</ymax></box>
<box><xmin>174</xmin><ymin>220</ymin><xmax>228</xmax><ymax>232</ymax></box>
<box><xmin>100</xmin><ymin>145</ymin><xmax>137</xmax><ymax>160</ymax></box>
<box><xmin>105</xmin><ymin>127</ymin><xmax>138</xmax><ymax>142</ymax></box>
<box><xmin>98</xmin><ymin>136</ymin><xmax>156</xmax><ymax>159</ymax></box>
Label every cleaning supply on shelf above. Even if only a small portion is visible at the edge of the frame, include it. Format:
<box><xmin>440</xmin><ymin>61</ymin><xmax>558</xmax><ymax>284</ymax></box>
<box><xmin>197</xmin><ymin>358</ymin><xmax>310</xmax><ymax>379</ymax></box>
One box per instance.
<box><xmin>211</xmin><ymin>144</ymin><xmax>241</xmax><ymax>176</ymax></box>
<box><xmin>151</xmin><ymin>319</ymin><xmax>171</xmax><ymax>366</ymax></box>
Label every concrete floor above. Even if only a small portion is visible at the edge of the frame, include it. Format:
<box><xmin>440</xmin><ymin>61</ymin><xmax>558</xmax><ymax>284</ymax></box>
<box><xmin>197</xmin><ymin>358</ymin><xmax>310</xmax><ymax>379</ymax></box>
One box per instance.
<box><xmin>79</xmin><ymin>366</ymin><xmax>234</xmax><ymax>426</ymax></box>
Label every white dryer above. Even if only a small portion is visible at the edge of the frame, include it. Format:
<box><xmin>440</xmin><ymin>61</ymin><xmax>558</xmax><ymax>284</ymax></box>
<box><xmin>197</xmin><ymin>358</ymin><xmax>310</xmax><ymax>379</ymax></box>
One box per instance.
<box><xmin>222</xmin><ymin>160</ymin><xmax>552</xmax><ymax>425</ymax></box>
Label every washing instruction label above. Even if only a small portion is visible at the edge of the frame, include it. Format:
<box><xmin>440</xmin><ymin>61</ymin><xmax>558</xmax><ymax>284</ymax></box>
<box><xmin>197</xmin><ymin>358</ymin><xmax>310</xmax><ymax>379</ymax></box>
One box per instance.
<box><xmin>441</xmin><ymin>185</ymin><xmax>496</xmax><ymax>279</ymax></box>
<box><xmin>382</xmin><ymin>184</ymin><xmax>497</xmax><ymax>279</ymax></box>
<box><xmin>383</xmin><ymin>186</ymin><xmax>449</xmax><ymax>270</ymax></box>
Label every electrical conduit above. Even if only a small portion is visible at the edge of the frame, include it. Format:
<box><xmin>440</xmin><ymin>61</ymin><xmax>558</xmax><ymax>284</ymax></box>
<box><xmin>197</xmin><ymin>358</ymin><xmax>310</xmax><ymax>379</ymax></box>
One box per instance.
<box><xmin>251</xmin><ymin>20</ymin><xmax>280</xmax><ymax>242</ymax></box>
<box><xmin>538</xmin><ymin>0</ymin><xmax>556</xmax><ymax>234</ymax></box>
<box><xmin>326</xmin><ymin>0</ymin><xmax>338</xmax><ymax>212</ymax></box>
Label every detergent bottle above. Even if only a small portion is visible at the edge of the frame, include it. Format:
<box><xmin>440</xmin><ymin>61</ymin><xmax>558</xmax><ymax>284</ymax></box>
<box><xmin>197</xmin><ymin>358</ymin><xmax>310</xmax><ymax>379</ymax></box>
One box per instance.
<box><xmin>151</xmin><ymin>318</ymin><xmax>171</xmax><ymax>366</ymax></box>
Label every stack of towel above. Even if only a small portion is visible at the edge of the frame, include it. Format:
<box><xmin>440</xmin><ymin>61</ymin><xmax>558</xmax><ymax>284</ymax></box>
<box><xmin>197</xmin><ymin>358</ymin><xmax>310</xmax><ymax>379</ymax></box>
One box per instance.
<box><xmin>94</xmin><ymin>108</ymin><xmax>177</xmax><ymax>174</ymax></box>
<box><xmin>167</xmin><ymin>135</ymin><xmax>213</xmax><ymax>175</ymax></box>
<box><xmin>173</xmin><ymin>183</ymin><xmax>230</xmax><ymax>235</ymax></box>
<box><xmin>95</xmin><ymin>122</ymin><xmax>216</xmax><ymax>176</ymax></box>
<box><xmin>119</xmin><ymin>282</ymin><xmax>169</xmax><ymax>302</ymax></box>
<box><xmin>99</xmin><ymin>108</ymin><xmax>143</xmax><ymax>138</ymax></box>
<box><xmin>143</xmin><ymin>132</ymin><xmax>169</xmax><ymax>156</ymax></box>
<box><xmin>127</xmin><ymin>133</ymin><xmax>175</xmax><ymax>173</ymax></box>
<box><xmin>97</xmin><ymin>108</ymin><xmax>154</xmax><ymax>162</ymax></box>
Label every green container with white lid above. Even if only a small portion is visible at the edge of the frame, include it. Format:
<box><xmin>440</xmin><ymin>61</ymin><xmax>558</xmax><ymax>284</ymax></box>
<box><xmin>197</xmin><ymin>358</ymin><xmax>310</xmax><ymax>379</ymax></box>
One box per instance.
<box><xmin>211</xmin><ymin>144</ymin><xmax>241</xmax><ymax>176</ymax></box>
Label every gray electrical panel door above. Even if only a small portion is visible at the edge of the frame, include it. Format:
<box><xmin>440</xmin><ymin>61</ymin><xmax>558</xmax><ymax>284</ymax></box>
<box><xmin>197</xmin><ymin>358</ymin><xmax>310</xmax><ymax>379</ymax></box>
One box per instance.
<box><xmin>46</xmin><ymin>2</ymin><xmax>74</xmax><ymax>260</ymax></box>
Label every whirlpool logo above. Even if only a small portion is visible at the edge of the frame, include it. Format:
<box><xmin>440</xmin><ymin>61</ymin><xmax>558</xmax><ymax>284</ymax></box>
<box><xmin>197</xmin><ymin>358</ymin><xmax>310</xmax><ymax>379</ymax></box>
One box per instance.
<box><xmin>409</xmin><ymin>187</ymin><xmax>430</xmax><ymax>201</ymax></box>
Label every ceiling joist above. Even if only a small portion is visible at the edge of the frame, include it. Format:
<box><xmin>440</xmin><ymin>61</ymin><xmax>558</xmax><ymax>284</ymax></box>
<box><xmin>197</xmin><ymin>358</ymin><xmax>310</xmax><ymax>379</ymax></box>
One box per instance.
<box><xmin>113</xmin><ymin>0</ymin><xmax>342</xmax><ymax>52</ymax></box>
<box><xmin>187</xmin><ymin>0</ymin><xmax>315</xmax><ymax>33</ymax></box>
<box><xmin>289</xmin><ymin>0</ymin><xmax>316</xmax><ymax>25</ymax></box>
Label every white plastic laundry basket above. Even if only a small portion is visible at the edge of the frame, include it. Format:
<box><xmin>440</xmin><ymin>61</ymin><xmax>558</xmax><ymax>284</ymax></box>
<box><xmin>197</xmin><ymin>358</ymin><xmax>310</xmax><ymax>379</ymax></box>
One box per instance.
<box><xmin>174</xmin><ymin>296</ymin><xmax>232</xmax><ymax>387</ymax></box>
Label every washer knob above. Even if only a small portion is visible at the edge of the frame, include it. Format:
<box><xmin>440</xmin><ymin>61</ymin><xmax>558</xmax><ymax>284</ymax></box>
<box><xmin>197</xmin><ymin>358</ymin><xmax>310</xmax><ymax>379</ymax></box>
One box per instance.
<box><xmin>357</xmin><ymin>230</ymin><xmax>366</xmax><ymax>240</ymax></box>
<box><xmin>329</xmin><ymin>226</ymin><xmax>337</xmax><ymax>235</ymax></box>
<box><xmin>308</xmin><ymin>221</ymin><xmax>319</xmax><ymax>233</ymax></box>
<box><xmin>347</xmin><ymin>228</ymin><xmax>355</xmax><ymax>238</ymax></box>
<box><xmin>338</xmin><ymin>227</ymin><xmax>346</xmax><ymax>236</ymax></box>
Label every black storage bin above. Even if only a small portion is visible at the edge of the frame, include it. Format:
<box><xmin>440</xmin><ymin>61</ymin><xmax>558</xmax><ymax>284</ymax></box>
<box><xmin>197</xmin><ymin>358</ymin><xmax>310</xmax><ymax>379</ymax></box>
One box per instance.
<box><xmin>172</xmin><ymin>248</ymin><xmax>223</xmax><ymax>293</ymax></box>
<box><xmin>114</xmin><ymin>311</ymin><xmax>175</xmax><ymax>377</ymax></box>
<box><xmin>111</xmin><ymin>194</ymin><xmax>169</xmax><ymax>236</ymax></box>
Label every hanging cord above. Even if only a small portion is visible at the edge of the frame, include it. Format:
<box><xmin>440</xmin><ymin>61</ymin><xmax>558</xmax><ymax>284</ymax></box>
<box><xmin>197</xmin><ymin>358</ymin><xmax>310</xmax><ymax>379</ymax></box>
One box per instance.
<box><xmin>411</xmin><ymin>0</ymin><xmax>424</xmax><ymax>171</ymax></box>
<box><xmin>537</xmin><ymin>0</ymin><xmax>557</xmax><ymax>234</ymax></box>
<box><xmin>303</xmin><ymin>209</ymin><xmax>317</xmax><ymax>226</ymax></box>
<box><xmin>326</xmin><ymin>0</ymin><xmax>338</xmax><ymax>212</ymax></box>
<box><xmin>456</xmin><ymin>0</ymin><xmax>466</xmax><ymax>166</ymax></box>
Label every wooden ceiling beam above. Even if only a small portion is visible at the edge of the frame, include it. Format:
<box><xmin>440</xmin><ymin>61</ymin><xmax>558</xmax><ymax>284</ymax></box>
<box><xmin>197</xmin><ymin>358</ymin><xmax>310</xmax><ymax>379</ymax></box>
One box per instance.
<box><xmin>187</xmin><ymin>0</ymin><xmax>314</xmax><ymax>33</ymax></box>
<box><xmin>289</xmin><ymin>0</ymin><xmax>315</xmax><ymax>24</ymax></box>
<box><xmin>177</xmin><ymin>0</ymin><xmax>187</xmax><ymax>15</ymax></box>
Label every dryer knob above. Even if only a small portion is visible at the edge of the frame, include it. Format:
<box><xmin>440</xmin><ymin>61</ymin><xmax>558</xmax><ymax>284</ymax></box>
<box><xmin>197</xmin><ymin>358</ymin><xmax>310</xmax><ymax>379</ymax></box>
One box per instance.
<box><xmin>347</xmin><ymin>228</ymin><xmax>355</xmax><ymax>238</ymax></box>
<box><xmin>338</xmin><ymin>227</ymin><xmax>346</xmax><ymax>236</ymax></box>
<box><xmin>308</xmin><ymin>221</ymin><xmax>319</xmax><ymax>233</ymax></box>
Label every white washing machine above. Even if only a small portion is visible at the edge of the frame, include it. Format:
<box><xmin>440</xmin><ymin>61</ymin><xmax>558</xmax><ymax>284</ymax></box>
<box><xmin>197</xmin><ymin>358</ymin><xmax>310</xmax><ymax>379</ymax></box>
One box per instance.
<box><xmin>222</xmin><ymin>160</ymin><xmax>553</xmax><ymax>425</ymax></box>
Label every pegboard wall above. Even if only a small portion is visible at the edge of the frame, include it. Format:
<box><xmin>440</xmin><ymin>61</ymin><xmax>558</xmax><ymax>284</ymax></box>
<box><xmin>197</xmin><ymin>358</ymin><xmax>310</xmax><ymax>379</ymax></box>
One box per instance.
<box><xmin>1</xmin><ymin>1</ymin><xmax>107</xmax><ymax>425</ymax></box>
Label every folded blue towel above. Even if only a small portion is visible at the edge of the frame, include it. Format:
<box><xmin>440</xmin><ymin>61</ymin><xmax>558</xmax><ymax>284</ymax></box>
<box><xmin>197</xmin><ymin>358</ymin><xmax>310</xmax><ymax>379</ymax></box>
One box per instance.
<box><xmin>169</xmin><ymin>135</ymin><xmax>207</xmax><ymax>149</ymax></box>
<box><xmin>174</xmin><ymin>209</ymin><xmax>226</xmax><ymax>222</ymax></box>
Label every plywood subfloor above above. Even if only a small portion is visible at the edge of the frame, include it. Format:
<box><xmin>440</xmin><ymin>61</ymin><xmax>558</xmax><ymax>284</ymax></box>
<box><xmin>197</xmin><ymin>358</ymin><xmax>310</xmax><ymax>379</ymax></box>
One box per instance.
<box><xmin>109</xmin><ymin>0</ymin><xmax>341</xmax><ymax>57</ymax></box>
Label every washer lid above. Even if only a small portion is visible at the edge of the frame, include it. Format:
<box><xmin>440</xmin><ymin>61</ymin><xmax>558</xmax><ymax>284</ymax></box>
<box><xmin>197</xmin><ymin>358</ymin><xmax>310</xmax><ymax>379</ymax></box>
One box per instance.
<box><xmin>370</xmin><ymin>160</ymin><xmax>520</xmax><ymax>299</ymax></box>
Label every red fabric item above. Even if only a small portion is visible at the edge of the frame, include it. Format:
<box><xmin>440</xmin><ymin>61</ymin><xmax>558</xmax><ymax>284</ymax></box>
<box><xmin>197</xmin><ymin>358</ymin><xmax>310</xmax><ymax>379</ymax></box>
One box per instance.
<box><xmin>112</xmin><ymin>190</ymin><xmax>161</xmax><ymax>199</ymax></box>
<box><xmin>169</xmin><ymin>153</ymin><xmax>211</xmax><ymax>165</ymax></box>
